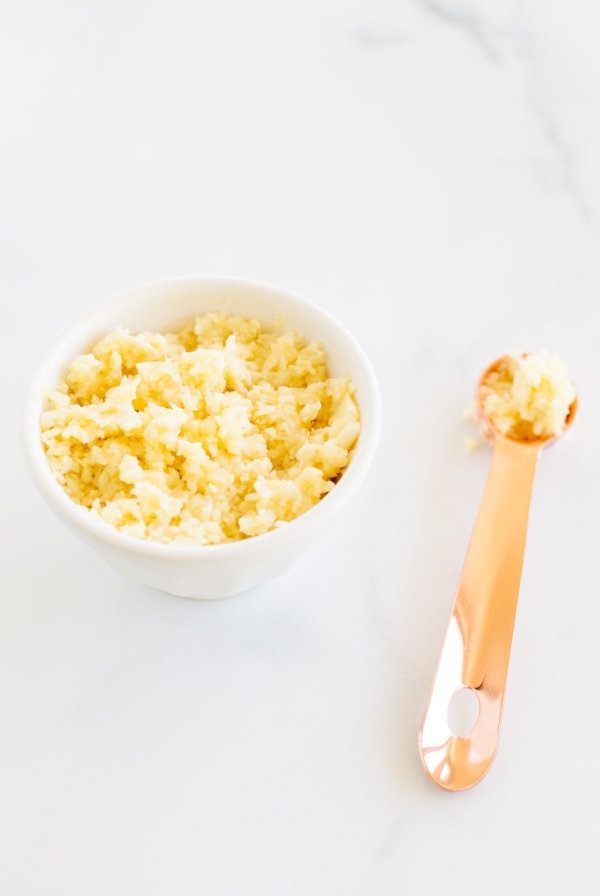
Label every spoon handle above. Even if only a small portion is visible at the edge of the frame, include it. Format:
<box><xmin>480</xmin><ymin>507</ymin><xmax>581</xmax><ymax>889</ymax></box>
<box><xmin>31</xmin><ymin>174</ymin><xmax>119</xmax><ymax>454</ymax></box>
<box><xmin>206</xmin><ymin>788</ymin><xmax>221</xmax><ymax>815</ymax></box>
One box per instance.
<box><xmin>419</xmin><ymin>435</ymin><xmax>541</xmax><ymax>791</ymax></box>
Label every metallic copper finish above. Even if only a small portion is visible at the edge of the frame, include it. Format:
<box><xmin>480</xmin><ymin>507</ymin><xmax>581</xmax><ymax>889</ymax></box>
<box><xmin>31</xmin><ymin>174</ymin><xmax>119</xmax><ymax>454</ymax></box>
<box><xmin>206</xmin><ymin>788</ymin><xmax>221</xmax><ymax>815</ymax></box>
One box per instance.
<box><xmin>419</xmin><ymin>354</ymin><xmax>577</xmax><ymax>792</ymax></box>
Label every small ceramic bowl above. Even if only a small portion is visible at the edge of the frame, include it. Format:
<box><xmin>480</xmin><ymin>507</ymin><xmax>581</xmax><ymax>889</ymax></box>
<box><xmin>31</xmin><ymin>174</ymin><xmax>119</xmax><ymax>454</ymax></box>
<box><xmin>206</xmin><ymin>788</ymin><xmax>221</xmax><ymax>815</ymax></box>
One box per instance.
<box><xmin>23</xmin><ymin>277</ymin><xmax>382</xmax><ymax>598</ymax></box>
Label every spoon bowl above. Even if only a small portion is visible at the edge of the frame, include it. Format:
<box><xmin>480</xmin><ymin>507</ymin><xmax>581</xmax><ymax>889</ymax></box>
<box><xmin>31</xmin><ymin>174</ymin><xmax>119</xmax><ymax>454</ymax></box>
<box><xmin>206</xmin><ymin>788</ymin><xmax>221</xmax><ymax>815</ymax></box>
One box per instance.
<box><xmin>475</xmin><ymin>352</ymin><xmax>578</xmax><ymax>445</ymax></box>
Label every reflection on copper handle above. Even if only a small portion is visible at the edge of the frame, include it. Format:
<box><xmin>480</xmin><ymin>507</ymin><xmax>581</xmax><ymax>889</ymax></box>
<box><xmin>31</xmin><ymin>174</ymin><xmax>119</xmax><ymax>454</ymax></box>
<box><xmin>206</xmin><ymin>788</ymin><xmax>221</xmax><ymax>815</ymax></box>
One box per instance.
<box><xmin>419</xmin><ymin>435</ymin><xmax>541</xmax><ymax>791</ymax></box>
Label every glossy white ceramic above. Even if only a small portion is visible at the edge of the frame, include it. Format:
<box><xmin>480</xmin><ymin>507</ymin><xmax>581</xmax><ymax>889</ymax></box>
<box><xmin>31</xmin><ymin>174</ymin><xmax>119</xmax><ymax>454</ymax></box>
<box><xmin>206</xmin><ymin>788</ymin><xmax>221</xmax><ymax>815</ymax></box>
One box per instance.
<box><xmin>22</xmin><ymin>277</ymin><xmax>381</xmax><ymax>598</ymax></box>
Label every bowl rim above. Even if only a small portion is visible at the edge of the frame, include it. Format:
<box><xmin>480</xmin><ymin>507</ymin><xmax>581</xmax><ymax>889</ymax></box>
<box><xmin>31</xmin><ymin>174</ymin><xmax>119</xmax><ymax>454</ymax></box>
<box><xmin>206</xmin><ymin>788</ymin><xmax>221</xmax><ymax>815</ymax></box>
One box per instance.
<box><xmin>22</xmin><ymin>275</ymin><xmax>382</xmax><ymax>559</ymax></box>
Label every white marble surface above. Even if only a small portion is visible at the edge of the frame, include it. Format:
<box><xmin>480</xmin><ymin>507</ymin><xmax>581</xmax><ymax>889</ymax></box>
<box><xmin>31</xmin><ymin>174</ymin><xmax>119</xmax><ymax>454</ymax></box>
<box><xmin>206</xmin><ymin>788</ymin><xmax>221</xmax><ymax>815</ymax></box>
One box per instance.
<box><xmin>2</xmin><ymin>1</ymin><xmax>600</xmax><ymax>892</ymax></box>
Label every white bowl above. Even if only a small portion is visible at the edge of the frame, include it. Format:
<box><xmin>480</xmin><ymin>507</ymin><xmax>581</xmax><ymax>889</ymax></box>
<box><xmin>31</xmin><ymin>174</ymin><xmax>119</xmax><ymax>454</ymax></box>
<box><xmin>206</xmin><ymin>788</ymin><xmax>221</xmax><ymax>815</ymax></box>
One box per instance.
<box><xmin>23</xmin><ymin>277</ymin><xmax>381</xmax><ymax>598</ymax></box>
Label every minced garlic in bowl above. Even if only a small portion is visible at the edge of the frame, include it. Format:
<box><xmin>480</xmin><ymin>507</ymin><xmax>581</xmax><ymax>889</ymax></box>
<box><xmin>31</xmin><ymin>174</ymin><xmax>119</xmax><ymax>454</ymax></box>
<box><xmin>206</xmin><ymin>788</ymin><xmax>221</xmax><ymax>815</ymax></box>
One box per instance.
<box><xmin>40</xmin><ymin>313</ymin><xmax>360</xmax><ymax>545</ymax></box>
<box><xmin>480</xmin><ymin>351</ymin><xmax>576</xmax><ymax>441</ymax></box>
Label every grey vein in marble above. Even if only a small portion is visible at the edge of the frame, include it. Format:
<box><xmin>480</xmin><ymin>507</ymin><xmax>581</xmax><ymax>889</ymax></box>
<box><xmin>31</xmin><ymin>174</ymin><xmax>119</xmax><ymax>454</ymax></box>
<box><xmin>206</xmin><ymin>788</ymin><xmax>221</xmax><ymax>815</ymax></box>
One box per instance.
<box><xmin>528</xmin><ymin>96</ymin><xmax>592</xmax><ymax>228</ymax></box>
<box><xmin>414</xmin><ymin>0</ymin><xmax>499</xmax><ymax>62</ymax></box>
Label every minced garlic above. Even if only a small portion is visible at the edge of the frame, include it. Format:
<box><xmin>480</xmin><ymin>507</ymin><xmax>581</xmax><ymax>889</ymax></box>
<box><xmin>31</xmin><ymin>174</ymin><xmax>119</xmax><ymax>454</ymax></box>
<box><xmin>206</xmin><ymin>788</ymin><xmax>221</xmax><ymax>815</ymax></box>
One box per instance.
<box><xmin>480</xmin><ymin>352</ymin><xmax>575</xmax><ymax>441</ymax></box>
<box><xmin>41</xmin><ymin>313</ymin><xmax>360</xmax><ymax>545</ymax></box>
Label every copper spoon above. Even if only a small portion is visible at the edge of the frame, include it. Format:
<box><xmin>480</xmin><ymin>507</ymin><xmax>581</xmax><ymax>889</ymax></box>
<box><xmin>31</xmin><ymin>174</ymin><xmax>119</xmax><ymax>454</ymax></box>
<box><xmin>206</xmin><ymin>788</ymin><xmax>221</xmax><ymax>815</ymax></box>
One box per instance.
<box><xmin>418</xmin><ymin>354</ymin><xmax>577</xmax><ymax>792</ymax></box>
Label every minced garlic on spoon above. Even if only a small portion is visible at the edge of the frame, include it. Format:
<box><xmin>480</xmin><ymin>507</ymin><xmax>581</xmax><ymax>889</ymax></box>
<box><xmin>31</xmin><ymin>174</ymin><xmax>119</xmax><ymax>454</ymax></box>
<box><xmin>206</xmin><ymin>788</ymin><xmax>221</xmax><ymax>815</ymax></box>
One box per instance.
<box><xmin>480</xmin><ymin>351</ymin><xmax>576</xmax><ymax>441</ymax></box>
